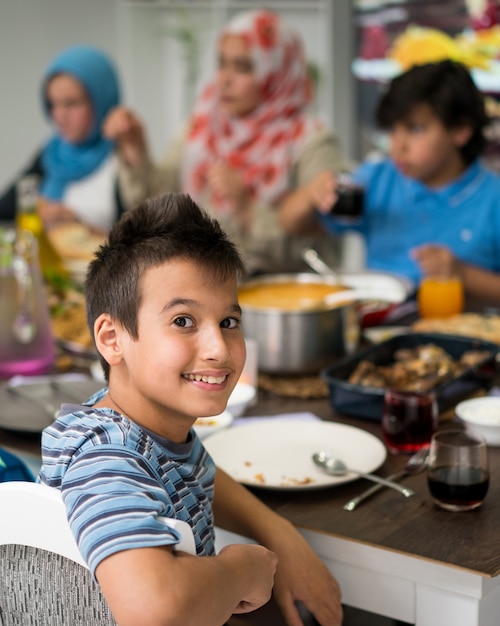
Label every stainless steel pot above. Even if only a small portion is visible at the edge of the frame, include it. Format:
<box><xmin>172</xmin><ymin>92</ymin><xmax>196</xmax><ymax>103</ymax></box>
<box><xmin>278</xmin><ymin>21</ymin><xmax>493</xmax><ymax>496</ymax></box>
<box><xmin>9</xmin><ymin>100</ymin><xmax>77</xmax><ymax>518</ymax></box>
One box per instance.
<box><xmin>238</xmin><ymin>273</ymin><xmax>360</xmax><ymax>375</ymax></box>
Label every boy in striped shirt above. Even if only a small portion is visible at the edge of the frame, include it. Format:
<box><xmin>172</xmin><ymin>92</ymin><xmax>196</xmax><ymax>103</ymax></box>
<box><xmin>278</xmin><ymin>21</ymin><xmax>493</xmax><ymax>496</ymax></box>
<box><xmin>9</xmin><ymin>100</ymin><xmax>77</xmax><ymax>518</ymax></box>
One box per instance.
<box><xmin>40</xmin><ymin>193</ymin><xmax>342</xmax><ymax>626</ymax></box>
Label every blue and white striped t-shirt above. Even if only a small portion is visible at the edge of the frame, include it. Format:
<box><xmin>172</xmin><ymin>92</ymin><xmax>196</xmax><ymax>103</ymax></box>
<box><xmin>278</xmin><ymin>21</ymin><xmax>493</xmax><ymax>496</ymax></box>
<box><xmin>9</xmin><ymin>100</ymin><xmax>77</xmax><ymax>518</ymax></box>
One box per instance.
<box><xmin>39</xmin><ymin>388</ymin><xmax>216</xmax><ymax>577</ymax></box>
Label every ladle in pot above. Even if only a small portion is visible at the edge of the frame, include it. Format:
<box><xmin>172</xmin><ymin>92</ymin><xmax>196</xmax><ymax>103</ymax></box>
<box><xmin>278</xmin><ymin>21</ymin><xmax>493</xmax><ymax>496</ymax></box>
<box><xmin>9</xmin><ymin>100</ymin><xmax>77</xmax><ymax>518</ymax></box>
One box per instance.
<box><xmin>302</xmin><ymin>247</ymin><xmax>406</xmax><ymax>305</ymax></box>
<box><xmin>301</xmin><ymin>247</ymin><xmax>340</xmax><ymax>283</ymax></box>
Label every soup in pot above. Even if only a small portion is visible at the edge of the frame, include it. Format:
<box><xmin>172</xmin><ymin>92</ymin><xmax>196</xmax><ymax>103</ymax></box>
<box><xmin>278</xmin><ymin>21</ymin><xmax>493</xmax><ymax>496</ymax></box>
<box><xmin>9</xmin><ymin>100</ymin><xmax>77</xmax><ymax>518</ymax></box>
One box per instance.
<box><xmin>238</xmin><ymin>281</ymin><xmax>350</xmax><ymax>311</ymax></box>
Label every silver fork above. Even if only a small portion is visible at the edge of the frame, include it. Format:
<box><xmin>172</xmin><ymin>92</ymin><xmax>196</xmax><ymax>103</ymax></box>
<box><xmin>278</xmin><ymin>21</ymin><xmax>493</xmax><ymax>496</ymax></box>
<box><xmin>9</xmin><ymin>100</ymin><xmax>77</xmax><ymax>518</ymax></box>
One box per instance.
<box><xmin>343</xmin><ymin>447</ymin><xmax>429</xmax><ymax>511</ymax></box>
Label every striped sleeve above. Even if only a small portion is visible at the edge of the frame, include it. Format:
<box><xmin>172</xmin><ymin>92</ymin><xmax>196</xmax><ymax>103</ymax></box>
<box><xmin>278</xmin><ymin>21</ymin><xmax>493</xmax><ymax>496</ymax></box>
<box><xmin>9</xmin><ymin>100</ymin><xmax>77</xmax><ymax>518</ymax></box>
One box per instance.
<box><xmin>61</xmin><ymin>445</ymin><xmax>183</xmax><ymax>578</ymax></box>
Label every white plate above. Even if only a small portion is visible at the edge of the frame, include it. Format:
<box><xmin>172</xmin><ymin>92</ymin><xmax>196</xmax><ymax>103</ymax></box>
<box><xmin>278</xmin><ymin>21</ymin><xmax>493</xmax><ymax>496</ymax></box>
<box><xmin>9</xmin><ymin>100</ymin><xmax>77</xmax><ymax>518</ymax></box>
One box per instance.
<box><xmin>203</xmin><ymin>419</ymin><xmax>387</xmax><ymax>490</ymax></box>
<box><xmin>0</xmin><ymin>378</ymin><xmax>103</xmax><ymax>433</ymax></box>
<box><xmin>363</xmin><ymin>326</ymin><xmax>410</xmax><ymax>344</ymax></box>
<box><xmin>339</xmin><ymin>271</ymin><xmax>415</xmax><ymax>303</ymax></box>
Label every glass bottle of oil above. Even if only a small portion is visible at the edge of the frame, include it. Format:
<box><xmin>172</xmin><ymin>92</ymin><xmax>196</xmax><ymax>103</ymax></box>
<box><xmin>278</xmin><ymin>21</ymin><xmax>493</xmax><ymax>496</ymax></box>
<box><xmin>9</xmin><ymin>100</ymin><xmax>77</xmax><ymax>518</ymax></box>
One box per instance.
<box><xmin>16</xmin><ymin>175</ymin><xmax>67</xmax><ymax>282</ymax></box>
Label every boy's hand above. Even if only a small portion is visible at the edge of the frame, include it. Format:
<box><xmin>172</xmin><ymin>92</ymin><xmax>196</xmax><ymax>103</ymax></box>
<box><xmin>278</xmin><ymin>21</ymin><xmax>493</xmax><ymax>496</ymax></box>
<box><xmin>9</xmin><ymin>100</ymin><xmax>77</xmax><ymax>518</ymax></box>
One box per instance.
<box><xmin>307</xmin><ymin>170</ymin><xmax>337</xmax><ymax>213</ymax></box>
<box><xmin>102</xmin><ymin>106</ymin><xmax>147</xmax><ymax>168</ymax></box>
<box><xmin>410</xmin><ymin>244</ymin><xmax>460</xmax><ymax>278</ymax></box>
<box><xmin>219</xmin><ymin>544</ymin><xmax>278</xmax><ymax>614</ymax></box>
<box><xmin>213</xmin><ymin>468</ymin><xmax>342</xmax><ymax>625</ymax></box>
<box><xmin>266</xmin><ymin>523</ymin><xmax>343</xmax><ymax>626</ymax></box>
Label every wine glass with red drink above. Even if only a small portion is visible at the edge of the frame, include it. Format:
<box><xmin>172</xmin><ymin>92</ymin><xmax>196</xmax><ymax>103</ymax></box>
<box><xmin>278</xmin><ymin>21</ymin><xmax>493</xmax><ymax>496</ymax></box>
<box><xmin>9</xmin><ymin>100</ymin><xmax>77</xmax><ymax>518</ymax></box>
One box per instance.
<box><xmin>427</xmin><ymin>429</ymin><xmax>489</xmax><ymax>512</ymax></box>
<box><xmin>382</xmin><ymin>389</ymin><xmax>438</xmax><ymax>455</ymax></box>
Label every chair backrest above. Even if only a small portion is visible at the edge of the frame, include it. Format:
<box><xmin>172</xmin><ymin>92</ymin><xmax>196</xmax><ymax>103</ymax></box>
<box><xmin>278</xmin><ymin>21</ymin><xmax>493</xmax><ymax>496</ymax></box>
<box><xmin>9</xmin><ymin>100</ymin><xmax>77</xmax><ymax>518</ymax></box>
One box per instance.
<box><xmin>0</xmin><ymin>481</ymin><xmax>196</xmax><ymax>626</ymax></box>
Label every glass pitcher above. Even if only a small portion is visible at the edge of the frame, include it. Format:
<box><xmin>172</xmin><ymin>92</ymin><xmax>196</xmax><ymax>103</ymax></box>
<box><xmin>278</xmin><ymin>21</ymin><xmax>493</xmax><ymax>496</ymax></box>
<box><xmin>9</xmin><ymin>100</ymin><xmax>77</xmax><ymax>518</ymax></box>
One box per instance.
<box><xmin>0</xmin><ymin>228</ymin><xmax>56</xmax><ymax>378</ymax></box>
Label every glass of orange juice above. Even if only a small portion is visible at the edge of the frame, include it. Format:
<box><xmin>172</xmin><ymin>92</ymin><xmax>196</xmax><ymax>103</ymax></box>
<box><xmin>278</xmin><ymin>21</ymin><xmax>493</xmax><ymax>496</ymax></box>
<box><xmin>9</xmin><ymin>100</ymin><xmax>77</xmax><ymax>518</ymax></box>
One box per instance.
<box><xmin>417</xmin><ymin>276</ymin><xmax>464</xmax><ymax>319</ymax></box>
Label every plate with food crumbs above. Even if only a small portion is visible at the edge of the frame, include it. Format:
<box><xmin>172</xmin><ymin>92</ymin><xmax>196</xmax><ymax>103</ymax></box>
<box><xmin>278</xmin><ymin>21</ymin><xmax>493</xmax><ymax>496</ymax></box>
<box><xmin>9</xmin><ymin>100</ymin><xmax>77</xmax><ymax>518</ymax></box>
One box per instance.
<box><xmin>203</xmin><ymin>419</ymin><xmax>386</xmax><ymax>490</ymax></box>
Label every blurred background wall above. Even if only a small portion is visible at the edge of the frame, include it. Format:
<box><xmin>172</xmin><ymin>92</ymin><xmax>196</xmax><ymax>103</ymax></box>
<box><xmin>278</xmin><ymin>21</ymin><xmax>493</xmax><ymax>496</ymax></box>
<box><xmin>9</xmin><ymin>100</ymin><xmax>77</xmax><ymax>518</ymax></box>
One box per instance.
<box><xmin>0</xmin><ymin>0</ymin><xmax>121</xmax><ymax>190</ymax></box>
<box><xmin>0</xmin><ymin>0</ymin><xmax>355</xmax><ymax>192</ymax></box>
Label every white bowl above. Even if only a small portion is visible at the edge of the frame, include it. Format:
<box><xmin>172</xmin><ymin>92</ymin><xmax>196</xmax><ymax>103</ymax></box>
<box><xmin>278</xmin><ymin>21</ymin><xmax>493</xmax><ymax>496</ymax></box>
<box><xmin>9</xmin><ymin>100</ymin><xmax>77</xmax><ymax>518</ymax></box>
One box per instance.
<box><xmin>455</xmin><ymin>397</ymin><xmax>500</xmax><ymax>446</ymax></box>
<box><xmin>227</xmin><ymin>383</ymin><xmax>257</xmax><ymax>417</ymax></box>
<box><xmin>193</xmin><ymin>410</ymin><xmax>234</xmax><ymax>440</ymax></box>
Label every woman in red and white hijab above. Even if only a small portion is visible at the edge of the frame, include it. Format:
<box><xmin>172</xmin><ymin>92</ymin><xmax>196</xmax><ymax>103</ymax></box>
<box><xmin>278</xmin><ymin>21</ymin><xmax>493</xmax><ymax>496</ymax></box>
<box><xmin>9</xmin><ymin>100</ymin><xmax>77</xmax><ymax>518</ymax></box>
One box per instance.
<box><xmin>106</xmin><ymin>10</ymin><xmax>351</xmax><ymax>273</ymax></box>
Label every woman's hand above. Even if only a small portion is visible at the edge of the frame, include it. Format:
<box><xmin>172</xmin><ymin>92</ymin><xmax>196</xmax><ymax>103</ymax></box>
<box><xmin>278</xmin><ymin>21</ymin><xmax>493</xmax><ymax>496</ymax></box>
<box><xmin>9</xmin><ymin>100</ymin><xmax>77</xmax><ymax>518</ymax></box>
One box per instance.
<box><xmin>206</xmin><ymin>163</ymin><xmax>247</xmax><ymax>205</ymax></box>
<box><xmin>38</xmin><ymin>199</ymin><xmax>78</xmax><ymax>230</ymax></box>
<box><xmin>206</xmin><ymin>162</ymin><xmax>252</xmax><ymax>229</ymax></box>
<box><xmin>102</xmin><ymin>106</ymin><xmax>148</xmax><ymax>168</ymax></box>
<box><xmin>410</xmin><ymin>244</ymin><xmax>461</xmax><ymax>278</ymax></box>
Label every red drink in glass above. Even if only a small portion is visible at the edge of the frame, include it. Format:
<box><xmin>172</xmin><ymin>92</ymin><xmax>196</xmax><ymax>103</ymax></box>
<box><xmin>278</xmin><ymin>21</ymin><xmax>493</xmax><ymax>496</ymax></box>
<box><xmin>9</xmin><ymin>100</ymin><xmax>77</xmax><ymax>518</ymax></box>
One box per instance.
<box><xmin>382</xmin><ymin>389</ymin><xmax>438</xmax><ymax>454</ymax></box>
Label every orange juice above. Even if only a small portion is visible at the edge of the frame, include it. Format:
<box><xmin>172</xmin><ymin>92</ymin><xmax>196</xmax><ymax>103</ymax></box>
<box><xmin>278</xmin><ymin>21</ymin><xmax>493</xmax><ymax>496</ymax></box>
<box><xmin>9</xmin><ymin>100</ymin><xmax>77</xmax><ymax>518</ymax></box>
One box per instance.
<box><xmin>418</xmin><ymin>276</ymin><xmax>464</xmax><ymax>319</ymax></box>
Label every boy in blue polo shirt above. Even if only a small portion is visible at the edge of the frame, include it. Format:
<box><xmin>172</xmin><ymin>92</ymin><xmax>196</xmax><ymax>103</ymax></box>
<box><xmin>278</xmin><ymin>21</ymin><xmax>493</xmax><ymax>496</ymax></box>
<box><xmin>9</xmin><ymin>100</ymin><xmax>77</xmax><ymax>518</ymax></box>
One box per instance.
<box><xmin>39</xmin><ymin>193</ymin><xmax>342</xmax><ymax>626</ymax></box>
<box><xmin>280</xmin><ymin>60</ymin><xmax>500</xmax><ymax>303</ymax></box>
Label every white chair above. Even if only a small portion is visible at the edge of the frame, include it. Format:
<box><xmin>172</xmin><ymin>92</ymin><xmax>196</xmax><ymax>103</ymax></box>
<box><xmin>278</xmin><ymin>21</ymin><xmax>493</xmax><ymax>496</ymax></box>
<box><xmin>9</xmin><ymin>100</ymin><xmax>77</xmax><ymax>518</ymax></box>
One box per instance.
<box><xmin>0</xmin><ymin>481</ymin><xmax>195</xmax><ymax>626</ymax></box>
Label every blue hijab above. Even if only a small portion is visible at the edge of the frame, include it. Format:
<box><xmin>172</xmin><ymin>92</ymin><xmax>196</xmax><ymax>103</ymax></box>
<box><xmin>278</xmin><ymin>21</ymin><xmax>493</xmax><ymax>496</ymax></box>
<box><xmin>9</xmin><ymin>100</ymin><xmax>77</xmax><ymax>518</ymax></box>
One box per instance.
<box><xmin>40</xmin><ymin>45</ymin><xmax>121</xmax><ymax>200</ymax></box>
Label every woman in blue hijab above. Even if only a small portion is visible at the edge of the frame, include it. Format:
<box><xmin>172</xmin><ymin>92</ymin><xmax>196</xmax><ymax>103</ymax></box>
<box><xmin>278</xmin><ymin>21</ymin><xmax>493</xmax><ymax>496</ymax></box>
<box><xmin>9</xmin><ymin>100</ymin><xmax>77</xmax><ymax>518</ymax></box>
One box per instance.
<box><xmin>0</xmin><ymin>45</ymin><xmax>127</xmax><ymax>234</ymax></box>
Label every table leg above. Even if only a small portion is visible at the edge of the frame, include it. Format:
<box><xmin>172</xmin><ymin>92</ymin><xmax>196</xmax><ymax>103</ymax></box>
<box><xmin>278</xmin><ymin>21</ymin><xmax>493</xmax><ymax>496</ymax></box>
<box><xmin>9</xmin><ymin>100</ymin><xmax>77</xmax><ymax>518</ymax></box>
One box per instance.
<box><xmin>416</xmin><ymin>581</ymin><xmax>500</xmax><ymax>626</ymax></box>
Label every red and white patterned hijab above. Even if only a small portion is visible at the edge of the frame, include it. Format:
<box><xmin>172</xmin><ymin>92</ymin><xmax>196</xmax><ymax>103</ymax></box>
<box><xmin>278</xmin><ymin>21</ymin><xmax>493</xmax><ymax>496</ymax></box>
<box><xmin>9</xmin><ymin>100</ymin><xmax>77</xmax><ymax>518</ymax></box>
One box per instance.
<box><xmin>181</xmin><ymin>10</ymin><xmax>323</xmax><ymax>213</ymax></box>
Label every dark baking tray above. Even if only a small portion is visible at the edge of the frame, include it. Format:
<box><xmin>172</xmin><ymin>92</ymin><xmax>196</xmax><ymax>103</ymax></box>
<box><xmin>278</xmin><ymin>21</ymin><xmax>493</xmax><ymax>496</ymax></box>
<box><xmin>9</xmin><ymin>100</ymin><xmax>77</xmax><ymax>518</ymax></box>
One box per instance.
<box><xmin>321</xmin><ymin>333</ymin><xmax>499</xmax><ymax>421</ymax></box>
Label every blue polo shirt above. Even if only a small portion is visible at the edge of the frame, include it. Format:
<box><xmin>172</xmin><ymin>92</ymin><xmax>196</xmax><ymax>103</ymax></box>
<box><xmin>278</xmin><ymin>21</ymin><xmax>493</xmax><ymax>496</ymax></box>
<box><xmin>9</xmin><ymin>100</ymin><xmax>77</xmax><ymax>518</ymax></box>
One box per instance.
<box><xmin>318</xmin><ymin>159</ymin><xmax>500</xmax><ymax>284</ymax></box>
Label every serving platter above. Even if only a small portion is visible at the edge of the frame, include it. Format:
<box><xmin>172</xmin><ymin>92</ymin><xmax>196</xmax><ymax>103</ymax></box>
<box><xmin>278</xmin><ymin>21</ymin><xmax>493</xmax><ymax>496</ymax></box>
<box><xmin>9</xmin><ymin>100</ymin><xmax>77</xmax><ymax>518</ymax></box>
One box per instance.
<box><xmin>322</xmin><ymin>332</ymin><xmax>499</xmax><ymax>421</ymax></box>
<box><xmin>0</xmin><ymin>377</ymin><xmax>103</xmax><ymax>433</ymax></box>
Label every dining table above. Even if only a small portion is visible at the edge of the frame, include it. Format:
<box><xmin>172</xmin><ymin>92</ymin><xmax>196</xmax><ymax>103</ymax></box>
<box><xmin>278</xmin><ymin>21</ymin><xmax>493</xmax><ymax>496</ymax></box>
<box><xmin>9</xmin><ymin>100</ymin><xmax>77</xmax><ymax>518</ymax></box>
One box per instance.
<box><xmin>2</xmin><ymin>355</ymin><xmax>500</xmax><ymax>626</ymax></box>
<box><xmin>214</xmin><ymin>377</ymin><xmax>500</xmax><ymax>626</ymax></box>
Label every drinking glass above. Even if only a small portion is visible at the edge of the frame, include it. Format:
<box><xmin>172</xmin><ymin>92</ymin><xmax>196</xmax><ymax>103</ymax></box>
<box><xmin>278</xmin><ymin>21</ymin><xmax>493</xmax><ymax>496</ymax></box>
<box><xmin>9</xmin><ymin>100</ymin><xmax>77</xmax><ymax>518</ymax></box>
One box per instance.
<box><xmin>427</xmin><ymin>429</ymin><xmax>489</xmax><ymax>512</ymax></box>
<box><xmin>0</xmin><ymin>228</ymin><xmax>56</xmax><ymax>378</ymax></box>
<box><xmin>331</xmin><ymin>174</ymin><xmax>364</xmax><ymax>219</ymax></box>
<box><xmin>417</xmin><ymin>276</ymin><xmax>464</xmax><ymax>319</ymax></box>
<box><xmin>382</xmin><ymin>389</ymin><xmax>438</xmax><ymax>454</ymax></box>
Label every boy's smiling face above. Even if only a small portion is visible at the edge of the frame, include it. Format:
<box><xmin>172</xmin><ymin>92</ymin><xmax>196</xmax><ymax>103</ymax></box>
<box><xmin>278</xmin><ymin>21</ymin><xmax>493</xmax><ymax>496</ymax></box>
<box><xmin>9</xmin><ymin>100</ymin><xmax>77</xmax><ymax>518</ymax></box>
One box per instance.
<box><xmin>388</xmin><ymin>103</ymin><xmax>473</xmax><ymax>188</ymax></box>
<box><xmin>97</xmin><ymin>258</ymin><xmax>246</xmax><ymax>441</ymax></box>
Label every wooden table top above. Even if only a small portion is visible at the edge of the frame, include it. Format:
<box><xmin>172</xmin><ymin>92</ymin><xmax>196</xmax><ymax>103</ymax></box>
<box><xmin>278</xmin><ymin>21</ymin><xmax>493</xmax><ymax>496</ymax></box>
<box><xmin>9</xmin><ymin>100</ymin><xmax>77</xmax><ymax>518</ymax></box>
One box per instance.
<box><xmin>240</xmin><ymin>391</ymin><xmax>500</xmax><ymax>579</ymax></box>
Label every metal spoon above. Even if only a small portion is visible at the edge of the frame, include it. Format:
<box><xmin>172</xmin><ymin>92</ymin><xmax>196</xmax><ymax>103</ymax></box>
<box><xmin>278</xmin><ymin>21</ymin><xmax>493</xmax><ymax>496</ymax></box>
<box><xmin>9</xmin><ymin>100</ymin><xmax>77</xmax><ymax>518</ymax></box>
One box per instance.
<box><xmin>301</xmin><ymin>247</ymin><xmax>340</xmax><ymax>284</ymax></box>
<box><xmin>312</xmin><ymin>451</ymin><xmax>414</xmax><ymax>497</ymax></box>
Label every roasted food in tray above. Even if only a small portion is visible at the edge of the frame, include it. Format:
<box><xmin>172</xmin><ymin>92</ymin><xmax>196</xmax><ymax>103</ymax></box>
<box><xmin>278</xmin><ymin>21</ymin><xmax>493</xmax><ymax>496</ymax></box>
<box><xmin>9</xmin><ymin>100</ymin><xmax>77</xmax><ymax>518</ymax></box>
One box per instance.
<box><xmin>348</xmin><ymin>344</ymin><xmax>491</xmax><ymax>393</ymax></box>
<box><xmin>321</xmin><ymin>333</ymin><xmax>499</xmax><ymax>421</ymax></box>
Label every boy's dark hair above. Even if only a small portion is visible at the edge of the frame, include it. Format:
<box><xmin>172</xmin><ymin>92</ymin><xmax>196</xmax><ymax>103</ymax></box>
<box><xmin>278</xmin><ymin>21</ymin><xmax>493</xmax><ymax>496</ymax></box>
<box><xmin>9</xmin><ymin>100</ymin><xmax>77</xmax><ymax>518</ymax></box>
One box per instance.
<box><xmin>85</xmin><ymin>193</ymin><xmax>246</xmax><ymax>380</ymax></box>
<box><xmin>376</xmin><ymin>60</ymin><xmax>489</xmax><ymax>164</ymax></box>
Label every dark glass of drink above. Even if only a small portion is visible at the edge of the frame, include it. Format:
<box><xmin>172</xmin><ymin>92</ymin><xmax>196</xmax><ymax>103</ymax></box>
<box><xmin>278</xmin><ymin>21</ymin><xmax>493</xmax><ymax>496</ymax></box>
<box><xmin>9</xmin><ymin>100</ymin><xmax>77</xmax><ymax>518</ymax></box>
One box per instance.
<box><xmin>427</xmin><ymin>429</ymin><xmax>489</xmax><ymax>511</ymax></box>
<box><xmin>331</xmin><ymin>174</ymin><xmax>364</xmax><ymax>219</ymax></box>
<box><xmin>382</xmin><ymin>389</ymin><xmax>438</xmax><ymax>454</ymax></box>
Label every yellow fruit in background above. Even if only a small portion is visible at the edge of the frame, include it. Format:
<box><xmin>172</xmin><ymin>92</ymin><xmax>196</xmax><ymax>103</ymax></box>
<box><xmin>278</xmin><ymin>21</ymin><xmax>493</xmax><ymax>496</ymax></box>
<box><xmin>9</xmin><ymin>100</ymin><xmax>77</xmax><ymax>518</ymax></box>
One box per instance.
<box><xmin>388</xmin><ymin>25</ymin><xmax>490</xmax><ymax>71</ymax></box>
<box><xmin>456</xmin><ymin>25</ymin><xmax>500</xmax><ymax>61</ymax></box>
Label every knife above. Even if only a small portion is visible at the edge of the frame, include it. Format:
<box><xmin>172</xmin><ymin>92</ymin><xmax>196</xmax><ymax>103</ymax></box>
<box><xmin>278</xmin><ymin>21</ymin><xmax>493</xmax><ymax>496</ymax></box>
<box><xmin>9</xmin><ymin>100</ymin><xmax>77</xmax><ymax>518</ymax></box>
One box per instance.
<box><xmin>343</xmin><ymin>469</ymin><xmax>409</xmax><ymax>511</ymax></box>
<box><xmin>343</xmin><ymin>448</ymin><xmax>429</xmax><ymax>511</ymax></box>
